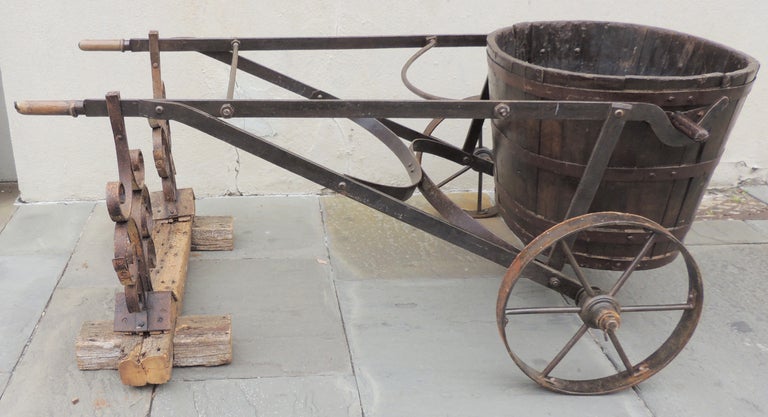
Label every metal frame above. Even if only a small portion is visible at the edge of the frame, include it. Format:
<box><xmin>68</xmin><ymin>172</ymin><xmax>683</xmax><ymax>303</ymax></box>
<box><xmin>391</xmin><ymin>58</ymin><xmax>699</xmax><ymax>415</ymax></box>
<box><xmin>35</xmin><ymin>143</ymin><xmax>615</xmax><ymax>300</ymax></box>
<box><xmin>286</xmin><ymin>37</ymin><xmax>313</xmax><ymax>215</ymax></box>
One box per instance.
<box><xmin>17</xmin><ymin>34</ymin><xmax>717</xmax><ymax>301</ymax></box>
<box><xmin>15</xmin><ymin>32</ymin><xmax>724</xmax><ymax>393</ymax></box>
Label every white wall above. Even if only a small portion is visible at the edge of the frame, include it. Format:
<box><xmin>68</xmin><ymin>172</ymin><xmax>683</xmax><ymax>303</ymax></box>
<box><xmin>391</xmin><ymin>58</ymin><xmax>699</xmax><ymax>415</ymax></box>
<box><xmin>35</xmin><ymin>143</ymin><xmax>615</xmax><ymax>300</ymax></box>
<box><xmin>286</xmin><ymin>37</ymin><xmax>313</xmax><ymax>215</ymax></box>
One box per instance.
<box><xmin>1</xmin><ymin>0</ymin><xmax>765</xmax><ymax>202</ymax></box>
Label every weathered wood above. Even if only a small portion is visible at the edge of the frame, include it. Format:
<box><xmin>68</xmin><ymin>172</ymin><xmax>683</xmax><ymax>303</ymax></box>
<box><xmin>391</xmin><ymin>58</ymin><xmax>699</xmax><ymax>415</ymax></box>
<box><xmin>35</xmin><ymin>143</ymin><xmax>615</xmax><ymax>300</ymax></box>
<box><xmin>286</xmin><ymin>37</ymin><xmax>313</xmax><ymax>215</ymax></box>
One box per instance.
<box><xmin>173</xmin><ymin>315</ymin><xmax>233</xmax><ymax>367</ymax></box>
<box><xmin>191</xmin><ymin>216</ymin><xmax>234</xmax><ymax>251</ymax></box>
<box><xmin>117</xmin><ymin>341</ymin><xmax>145</xmax><ymax>386</ymax></box>
<box><xmin>76</xmin><ymin>315</ymin><xmax>232</xmax><ymax>371</ymax></box>
<box><xmin>123</xmin><ymin>218</ymin><xmax>193</xmax><ymax>385</ymax></box>
<box><xmin>150</xmin><ymin>220</ymin><xmax>192</xmax><ymax>306</ymax></box>
<box><xmin>488</xmin><ymin>21</ymin><xmax>758</xmax><ymax>270</ymax></box>
<box><xmin>140</xmin><ymin>333</ymin><xmax>174</xmax><ymax>384</ymax></box>
<box><xmin>76</xmin><ymin>321</ymin><xmax>143</xmax><ymax>371</ymax></box>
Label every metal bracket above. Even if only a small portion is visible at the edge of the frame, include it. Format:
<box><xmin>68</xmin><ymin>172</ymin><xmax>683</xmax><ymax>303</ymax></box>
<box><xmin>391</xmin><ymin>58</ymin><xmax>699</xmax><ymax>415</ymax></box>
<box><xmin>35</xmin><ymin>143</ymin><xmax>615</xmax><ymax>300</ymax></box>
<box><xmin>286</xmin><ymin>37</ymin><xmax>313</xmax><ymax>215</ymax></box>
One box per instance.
<box><xmin>114</xmin><ymin>291</ymin><xmax>174</xmax><ymax>333</ymax></box>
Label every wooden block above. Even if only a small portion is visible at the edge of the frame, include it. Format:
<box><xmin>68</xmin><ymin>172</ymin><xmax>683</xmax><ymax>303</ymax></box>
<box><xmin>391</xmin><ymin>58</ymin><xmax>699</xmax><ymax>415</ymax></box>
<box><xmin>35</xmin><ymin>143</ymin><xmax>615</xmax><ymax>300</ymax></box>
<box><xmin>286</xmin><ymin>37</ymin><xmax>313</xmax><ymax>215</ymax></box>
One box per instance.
<box><xmin>141</xmin><ymin>333</ymin><xmax>174</xmax><ymax>384</ymax></box>
<box><xmin>173</xmin><ymin>315</ymin><xmax>232</xmax><ymax>367</ymax></box>
<box><xmin>191</xmin><ymin>216</ymin><xmax>234</xmax><ymax>251</ymax></box>
<box><xmin>76</xmin><ymin>321</ymin><xmax>143</xmax><ymax>371</ymax></box>
<box><xmin>76</xmin><ymin>315</ymin><xmax>232</xmax><ymax>371</ymax></box>
<box><xmin>150</xmin><ymin>220</ymin><xmax>193</xmax><ymax>307</ymax></box>
<box><xmin>117</xmin><ymin>342</ymin><xmax>145</xmax><ymax>386</ymax></box>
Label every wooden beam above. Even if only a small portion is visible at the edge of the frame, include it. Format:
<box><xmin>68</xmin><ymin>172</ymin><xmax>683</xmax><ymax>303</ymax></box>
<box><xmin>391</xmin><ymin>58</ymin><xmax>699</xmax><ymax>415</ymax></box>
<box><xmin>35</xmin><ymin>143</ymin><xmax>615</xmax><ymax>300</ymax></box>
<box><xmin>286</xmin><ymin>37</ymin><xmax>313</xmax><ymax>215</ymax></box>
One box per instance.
<box><xmin>191</xmin><ymin>216</ymin><xmax>234</xmax><ymax>251</ymax></box>
<box><xmin>116</xmin><ymin>218</ymin><xmax>193</xmax><ymax>385</ymax></box>
<box><xmin>76</xmin><ymin>315</ymin><xmax>232</xmax><ymax>371</ymax></box>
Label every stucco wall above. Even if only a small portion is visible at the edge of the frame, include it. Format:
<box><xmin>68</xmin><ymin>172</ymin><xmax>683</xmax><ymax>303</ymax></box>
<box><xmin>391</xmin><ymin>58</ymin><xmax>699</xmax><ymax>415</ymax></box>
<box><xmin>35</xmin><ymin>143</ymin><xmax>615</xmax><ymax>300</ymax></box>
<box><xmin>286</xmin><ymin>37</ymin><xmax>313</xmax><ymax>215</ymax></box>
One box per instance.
<box><xmin>1</xmin><ymin>1</ymin><xmax>765</xmax><ymax>202</ymax></box>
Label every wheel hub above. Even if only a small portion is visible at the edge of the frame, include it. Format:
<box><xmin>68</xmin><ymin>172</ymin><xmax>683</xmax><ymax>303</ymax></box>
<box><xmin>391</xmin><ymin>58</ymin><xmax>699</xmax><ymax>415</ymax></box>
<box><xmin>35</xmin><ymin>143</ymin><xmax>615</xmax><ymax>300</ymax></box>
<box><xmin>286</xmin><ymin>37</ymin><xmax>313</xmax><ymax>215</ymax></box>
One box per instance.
<box><xmin>578</xmin><ymin>293</ymin><xmax>622</xmax><ymax>331</ymax></box>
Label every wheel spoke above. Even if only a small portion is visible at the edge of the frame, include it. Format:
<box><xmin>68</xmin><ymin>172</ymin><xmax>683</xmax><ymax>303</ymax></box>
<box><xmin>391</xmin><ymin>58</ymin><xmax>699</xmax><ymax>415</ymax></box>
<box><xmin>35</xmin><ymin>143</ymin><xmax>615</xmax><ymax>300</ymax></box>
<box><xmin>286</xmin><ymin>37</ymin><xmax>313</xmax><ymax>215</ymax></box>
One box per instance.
<box><xmin>435</xmin><ymin>166</ymin><xmax>471</xmax><ymax>188</ymax></box>
<box><xmin>609</xmin><ymin>233</ymin><xmax>657</xmax><ymax>296</ymax></box>
<box><xmin>541</xmin><ymin>324</ymin><xmax>589</xmax><ymax>377</ymax></box>
<box><xmin>621</xmin><ymin>303</ymin><xmax>694</xmax><ymax>312</ymax></box>
<box><xmin>505</xmin><ymin>306</ymin><xmax>581</xmax><ymax>315</ymax></box>
<box><xmin>559</xmin><ymin>241</ymin><xmax>595</xmax><ymax>297</ymax></box>
<box><xmin>607</xmin><ymin>329</ymin><xmax>633</xmax><ymax>372</ymax></box>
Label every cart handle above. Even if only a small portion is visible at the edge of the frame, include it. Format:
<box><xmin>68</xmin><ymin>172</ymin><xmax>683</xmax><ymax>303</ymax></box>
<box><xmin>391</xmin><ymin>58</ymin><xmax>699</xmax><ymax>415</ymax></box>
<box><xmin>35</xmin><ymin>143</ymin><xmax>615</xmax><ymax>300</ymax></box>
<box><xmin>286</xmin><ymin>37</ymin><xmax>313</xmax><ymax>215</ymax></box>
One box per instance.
<box><xmin>79</xmin><ymin>39</ymin><xmax>128</xmax><ymax>51</ymax></box>
<box><xmin>14</xmin><ymin>100</ymin><xmax>83</xmax><ymax>116</ymax></box>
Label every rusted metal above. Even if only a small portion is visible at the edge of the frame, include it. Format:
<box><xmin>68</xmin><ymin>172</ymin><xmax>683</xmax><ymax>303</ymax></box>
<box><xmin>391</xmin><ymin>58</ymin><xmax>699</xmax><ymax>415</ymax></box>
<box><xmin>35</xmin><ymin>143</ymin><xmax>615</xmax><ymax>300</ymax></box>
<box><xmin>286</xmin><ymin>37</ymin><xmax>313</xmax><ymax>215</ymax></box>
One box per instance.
<box><xmin>15</xmin><ymin>27</ymin><xmax>759</xmax><ymax>394</ymax></box>
<box><xmin>497</xmin><ymin>212</ymin><xmax>703</xmax><ymax>394</ymax></box>
<box><xmin>114</xmin><ymin>291</ymin><xmax>174</xmax><ymax>333</ymax></box>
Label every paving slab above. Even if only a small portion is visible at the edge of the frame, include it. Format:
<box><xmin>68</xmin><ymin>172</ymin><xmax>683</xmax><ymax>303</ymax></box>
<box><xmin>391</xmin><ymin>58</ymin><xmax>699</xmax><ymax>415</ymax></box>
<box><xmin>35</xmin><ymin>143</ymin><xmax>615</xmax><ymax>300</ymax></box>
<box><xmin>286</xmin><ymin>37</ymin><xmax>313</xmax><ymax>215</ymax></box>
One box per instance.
<box><xmin>0</xmin><ymin>255</ymin><xmax>70</xmax><ymax>381</ymax></box>
<box><xmin>151</xmin><ymin>376</ymin><xmax>362</xmax><ymax>417</ymax></box>
<box><xmin>627</xmin><ymin>244</ymin><xmax>768</xmax><ymax>417</ymax></box>
<box><xmin>745</xmin><ymin>219</ymin><xmax>768</xmax><ymax>238</ymax></box>
<box><xmin>743</xmin><ymin>184</ymin><xmax>768</xmax><ymax>204</ymax></box>
<box><xmin>174</xmin><ymin>257</ymin><xmax>351</xmax><ymax>380</ymax></box>
<box><xmin>685</xmin><ymin>219</ymin><xmax>768</xmax><ymax>245</ymax></box>
<box><xmin>58</xmin><ymin>203</ymin><xmax>116</xmax><ymax>289</ymax></box>
<box><xmin>0</xmin><ymin>202</ymin><xmax>94</xmax><ymax>255</ymax></box>
<box><xmin>0</xmin><ymin>287</ymin><xmax>152</xmax><ymax>417</ymax></box>
<box><xmin>0</xmin><ymin>183</ymin><xmax>17</xmax><ymax>231</ymax></box>
<box><xmin>321</xmin><ymin>195</ymin><xmax>507</xmax><ymax>281</ymax></box>
<box><xmin>192</xmin><ymin>196</ymin><xmax>327</xmax><ymax>260</ymax></box>
<box><xmin>336</xmin><ymin>278</ymin><xmax>653</xmax><ymax>416</ymax></box>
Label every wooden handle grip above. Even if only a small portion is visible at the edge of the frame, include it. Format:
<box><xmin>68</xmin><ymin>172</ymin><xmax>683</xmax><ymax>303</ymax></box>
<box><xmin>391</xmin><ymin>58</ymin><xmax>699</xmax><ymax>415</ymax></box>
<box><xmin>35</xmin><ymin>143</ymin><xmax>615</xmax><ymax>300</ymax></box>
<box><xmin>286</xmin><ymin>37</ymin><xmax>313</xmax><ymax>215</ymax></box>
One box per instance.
<box><xmin>669</xmin><ymin>112</ymin><xmax>710</xmax><ymax>142</ymax></box>
<box><xmin>79</xmin><ymin>39</ymin><xmax>126</xmax><ymax>51</ymax></box>
<box><xmin>15</xmin><ymin>100</ymin><xmax>83</xmax><ymax>116</ymax></box>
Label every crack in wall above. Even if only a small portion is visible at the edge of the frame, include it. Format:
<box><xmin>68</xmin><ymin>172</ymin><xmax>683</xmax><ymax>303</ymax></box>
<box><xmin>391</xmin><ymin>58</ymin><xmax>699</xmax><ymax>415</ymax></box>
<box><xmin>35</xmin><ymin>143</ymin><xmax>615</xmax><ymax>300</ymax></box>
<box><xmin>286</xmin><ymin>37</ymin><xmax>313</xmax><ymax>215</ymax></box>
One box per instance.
<box><xmin>226</xmin><ymin>145</ymin><xmax>243</xmax><ymax>196</ymax></box>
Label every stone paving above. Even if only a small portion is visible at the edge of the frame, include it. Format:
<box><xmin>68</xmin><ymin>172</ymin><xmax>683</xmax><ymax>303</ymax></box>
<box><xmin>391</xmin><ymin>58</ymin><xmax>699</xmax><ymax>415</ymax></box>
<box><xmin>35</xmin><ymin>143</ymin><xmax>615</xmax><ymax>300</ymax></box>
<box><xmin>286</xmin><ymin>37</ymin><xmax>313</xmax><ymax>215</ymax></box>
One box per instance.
<box><xmin>0</xmin><ymin>186</ymin><xmax>766</xmax><ymax>416</ymax></box>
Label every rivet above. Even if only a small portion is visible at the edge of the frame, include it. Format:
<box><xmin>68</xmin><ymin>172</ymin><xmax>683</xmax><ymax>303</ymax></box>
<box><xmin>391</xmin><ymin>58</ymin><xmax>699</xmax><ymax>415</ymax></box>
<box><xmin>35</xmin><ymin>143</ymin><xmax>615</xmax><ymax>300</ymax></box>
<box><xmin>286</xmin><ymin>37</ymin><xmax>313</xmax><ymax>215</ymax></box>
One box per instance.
<box><xmin>220</xmin><ymin>104</ymin><xmax>235</xmax><ymax>118</ymax></box>
<box><xmin>338</xmin><ymin>181</ymin><xmax>347</xmax><ymax>191</ymax></box>
<box><xmin>154</xmin><ymin>106</ymin><xmax>164</xmax><ymax>114</ymax></box>
<box><xmin>614</xmin><ymin>109</ymin><xmax>625</xmax><ymax>118</ymax></box>
<box><xmin>494</xmin><ymin>103</ymin><xmax>511</xmax><ymax>119</ymax></box>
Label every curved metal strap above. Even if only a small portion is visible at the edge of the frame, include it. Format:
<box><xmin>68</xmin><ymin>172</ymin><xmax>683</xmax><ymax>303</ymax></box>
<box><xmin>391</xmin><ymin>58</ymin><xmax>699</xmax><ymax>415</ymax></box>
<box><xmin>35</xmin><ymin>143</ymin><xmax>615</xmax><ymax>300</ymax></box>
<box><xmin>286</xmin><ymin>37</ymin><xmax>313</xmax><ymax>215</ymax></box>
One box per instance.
<box><xmin>204</xmin><ymin>51</ymin><xmax>421</xmax><ymax>200</ymax></box>
<box><xmin>419</xmin><ymin>173</ymin><xmax>515</xmax><ymax>252</ymax></box>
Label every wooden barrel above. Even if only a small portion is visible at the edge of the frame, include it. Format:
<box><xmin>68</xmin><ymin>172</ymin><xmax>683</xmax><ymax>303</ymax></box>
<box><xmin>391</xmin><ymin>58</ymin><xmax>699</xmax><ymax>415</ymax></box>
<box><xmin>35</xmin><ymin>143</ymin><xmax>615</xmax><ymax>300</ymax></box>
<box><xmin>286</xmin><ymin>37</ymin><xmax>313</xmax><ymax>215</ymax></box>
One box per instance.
<box><xmin>487</xmin><ymin>21</ymin><xmax>759</xmax><ymax>270</ymax></box>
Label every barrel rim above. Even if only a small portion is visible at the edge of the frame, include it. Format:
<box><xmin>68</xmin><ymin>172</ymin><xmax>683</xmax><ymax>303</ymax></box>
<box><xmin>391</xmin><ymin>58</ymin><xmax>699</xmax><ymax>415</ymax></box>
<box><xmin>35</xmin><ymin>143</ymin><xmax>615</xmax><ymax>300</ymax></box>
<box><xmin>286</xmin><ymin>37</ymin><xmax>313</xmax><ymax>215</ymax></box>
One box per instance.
<box><xmin>487</xmin><ymin>20</ymin><xmax>760</xmax><ymax>88</ymax></box>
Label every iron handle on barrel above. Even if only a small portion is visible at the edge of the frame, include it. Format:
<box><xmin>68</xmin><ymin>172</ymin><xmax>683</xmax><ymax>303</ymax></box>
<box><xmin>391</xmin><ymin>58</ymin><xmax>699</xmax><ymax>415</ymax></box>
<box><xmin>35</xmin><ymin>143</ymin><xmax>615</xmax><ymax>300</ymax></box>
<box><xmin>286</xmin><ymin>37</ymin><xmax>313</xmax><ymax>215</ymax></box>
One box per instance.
<box><xmin>665</xmin><ymin>96</ymin><xmax>730</xmax><ymax>143</ymax></box>
<box><xmin>668</xmin><ymin>112</ymin><xmax>710</xmax><ymax>142</ymax></box>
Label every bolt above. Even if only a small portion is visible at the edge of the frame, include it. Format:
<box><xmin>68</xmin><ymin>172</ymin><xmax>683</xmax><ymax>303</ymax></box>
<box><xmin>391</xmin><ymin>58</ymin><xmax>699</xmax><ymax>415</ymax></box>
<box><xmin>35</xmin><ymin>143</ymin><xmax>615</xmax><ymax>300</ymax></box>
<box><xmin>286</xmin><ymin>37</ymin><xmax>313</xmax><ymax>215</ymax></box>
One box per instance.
<box><xmin>614</xmin><ymin>109</ymin><xmax>625</xmax><ymax>118</ymax></box>
<box><xmin>461</xmin><ymin>156</ymin><xmax>471</xmax><ymax>165</ymax></box>
<box><xmin>548</xmin><ymin>277</ymin><xmax>561</xmax><ymax>288</ymax></box>
<box><xmin>154</xmin><ymin>106</ymin><xmax>164</xmax><ymax>115</ymax></box>
<box><xmin>157</xmin><ymin>316</ymin><xmax>164</xmax><ymax>323</ymax></box>
<box><xmin>137</xmin><ymin>321</ymin><xmax>146</xmax><ymax>328</ymax></box>
<box><xmin>494</xmin><ymin>103</ymin><xmax>511</xmax><ymax>119</ymax></box>
<box><xmin>152</xmin><ymin>62</ymin><xmax>159</xmax><ymax>68</ymax></box>
<box><xmin>338</xmin><ymin>181</ymin><xmax>347</xmax><ymax>191</ymax></box>
<box><xmin>220</xmin><ymin>104</ymin><xmax>235</xmax><ymax>118</ymax></box>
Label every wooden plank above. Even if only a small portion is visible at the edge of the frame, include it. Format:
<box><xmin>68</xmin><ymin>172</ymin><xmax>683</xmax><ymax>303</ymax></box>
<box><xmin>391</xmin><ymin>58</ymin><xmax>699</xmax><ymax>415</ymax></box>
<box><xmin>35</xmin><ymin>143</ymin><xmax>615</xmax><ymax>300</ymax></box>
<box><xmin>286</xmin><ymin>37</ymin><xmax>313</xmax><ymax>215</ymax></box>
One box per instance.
<box><xmin>128</xmin><ymin>219</ymin><xmax>193</xmax><ymax>385</ymax></box>
<box><xmin>75</xmin><ymin>321</ymin><xmax>143</xmax><ymax>371</ymax></box>
<box><xmin>192</xmin><ymin>216</ymin><xmax>234</xmax><ymax>251</ymax></box>
<box><xmin>139</xmin><ymin>333</ymin><xmax>174</xmax><ymax>384</ymax></box>
<box><xmin>75</xmin><ymin>315</ymin><xmax>232</xmax><ymax>371</ymax></box>
<box><xmin>150</xmin><ymin>220</ymin><xmax>193</xmax><ymax>306</ymax></box>
<box><xmin>173</xmin><ymin>315</ymin><xmax>233</xmax><ymax>367</ymax></box>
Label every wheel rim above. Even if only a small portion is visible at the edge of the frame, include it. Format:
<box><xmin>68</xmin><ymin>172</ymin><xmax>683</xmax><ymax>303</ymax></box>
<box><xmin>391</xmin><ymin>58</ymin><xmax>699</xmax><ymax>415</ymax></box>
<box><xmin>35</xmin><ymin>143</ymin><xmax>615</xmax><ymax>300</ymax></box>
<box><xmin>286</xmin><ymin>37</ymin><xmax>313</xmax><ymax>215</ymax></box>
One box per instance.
<box><xmin>496</xmin><ymin>212</ymin><xmax>703</xmax><ymax>394</ymax></box>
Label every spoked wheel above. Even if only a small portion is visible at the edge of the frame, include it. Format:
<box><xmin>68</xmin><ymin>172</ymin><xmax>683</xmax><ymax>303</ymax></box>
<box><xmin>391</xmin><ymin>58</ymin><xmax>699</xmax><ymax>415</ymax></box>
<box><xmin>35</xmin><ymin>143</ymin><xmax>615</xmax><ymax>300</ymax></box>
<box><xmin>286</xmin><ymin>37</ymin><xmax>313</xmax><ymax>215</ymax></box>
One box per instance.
<box><xmin>496</xmin><ymin>212</ymin><xmax>703</xmax><ymax>394</ymax></box>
